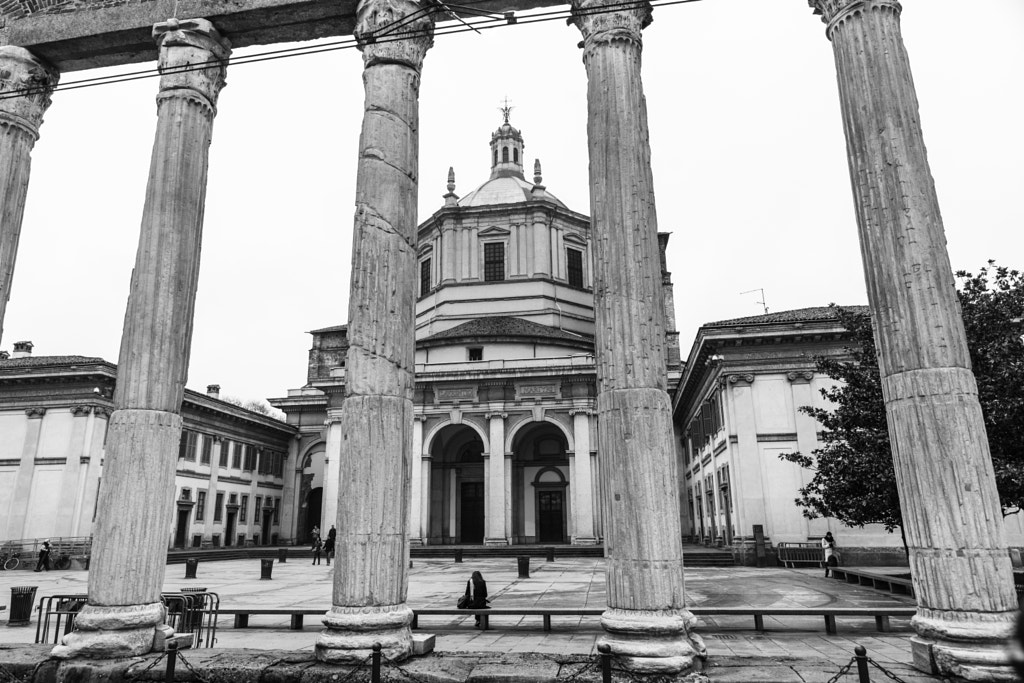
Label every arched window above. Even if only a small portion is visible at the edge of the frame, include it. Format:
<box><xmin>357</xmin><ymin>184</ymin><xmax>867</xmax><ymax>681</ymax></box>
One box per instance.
<box><xmin>502</xmin><ymin>147</ymin><xmax>509</xmax><ymax>163</ymax></box>
<box><xmin>513</xmin><ymin>148</ymin><xmax>519</xmax><ymax>164</ymax></box>
<box><xmin>493</xmin><ymin>148</ymin><xmax>497</xmax><ymax>166</ymax></box>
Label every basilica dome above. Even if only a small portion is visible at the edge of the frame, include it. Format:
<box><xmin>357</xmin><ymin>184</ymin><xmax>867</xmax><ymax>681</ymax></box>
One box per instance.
<box><xmin>458</xmin><ymin>174</ymin><xmax>567</xmax><ymax>208</ymax></box>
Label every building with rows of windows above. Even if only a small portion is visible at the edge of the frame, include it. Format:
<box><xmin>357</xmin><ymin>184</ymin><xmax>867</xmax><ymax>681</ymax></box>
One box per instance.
<box><xmin>271</xmin><ymin>116</ymin><xmax>682</xmax><ymax>546</ymax></box>
<box><xmin>0</xmin><ymin>344</ymin><xmax>296</xmax><ymax>548</ymax></box>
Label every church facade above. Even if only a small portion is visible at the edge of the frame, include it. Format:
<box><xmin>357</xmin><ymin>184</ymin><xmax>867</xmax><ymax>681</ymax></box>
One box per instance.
<box><xmin>271</xmin><ymin>117</ymin><xmax>682</xmax><ymax>546</ymax></box>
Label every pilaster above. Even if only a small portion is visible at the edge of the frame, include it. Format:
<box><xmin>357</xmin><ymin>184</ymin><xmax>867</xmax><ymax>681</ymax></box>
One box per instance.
<box><xmin>5</xmin><ymin>407</ymin><xmax>46</xmax><ymax>539</ymax></box>
<box><xmin>0</xmin><ymin>47</ymin><xmax>58</xmax><ymax>345</ymax></box>
<box><xmin>570</xmin><ymin>408</ymin><xmax>597</xmax><ymax>544</ymax></box>
<box><xmin>571</xmin><ymin>0</ymin><xmax>702</xmax><ymax>672</ymax></box>
<box><xmin>322</xmin><ymin>412</ymin><xmax>343</xmax><ymax>534</ymax></box>
<box><xmin>484</xmin><ymin>411</ymin><xmax>508</xmax><ymax>545</ymax></box>
<box><xmin>316</xmin><ymin>0</ymin><xmax>433</xmax><ymax>664</ymax></box>
<box><xmin>53</xmin><ymin>18</ymin><xmax>230</xmax><ymax>660</ymax></box>
<box><xmin>810</xmin><ymin>2</ymin><xmax>1016</xmax><ymax>679</ymax></box>
<box><xmin>410</xmin><ymin>415</ymin><xmax>425</xmax><ymax>545</ymax></box>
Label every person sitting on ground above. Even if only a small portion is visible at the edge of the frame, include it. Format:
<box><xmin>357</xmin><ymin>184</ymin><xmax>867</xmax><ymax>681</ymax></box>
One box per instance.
<box><xmin>469</xmin><ymin>570</ymin><xmax>489</xmax><ymax>626</ymax></box>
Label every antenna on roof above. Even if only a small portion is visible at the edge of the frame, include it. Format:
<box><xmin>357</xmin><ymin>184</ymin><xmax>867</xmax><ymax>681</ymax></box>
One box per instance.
<box><xmin>740</xmin><ymin>288</ymin><xmax>768</xmax><ymax>315</ymax></box>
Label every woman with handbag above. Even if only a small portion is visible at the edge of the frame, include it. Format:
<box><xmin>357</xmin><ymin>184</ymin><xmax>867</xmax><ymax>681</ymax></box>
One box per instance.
<box><xmin>461</xmin><ymin>571</ymin><xmax>489</xmax><ymax>627</ymax></box>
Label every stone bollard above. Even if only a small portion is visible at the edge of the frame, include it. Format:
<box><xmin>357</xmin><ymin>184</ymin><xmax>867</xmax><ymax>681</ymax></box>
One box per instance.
<box><xmin>545</xmin><ymin>547</ymin><xmax>555</xmax><ymax>562</ymax></box>
<box><xmin>517</xmin><ymin>556</ymin><xmax>530</xmax><ymax>578</ymax></box>
<box><xmin>184</xmin><ymin>558</ymin><xmax>198</xmax><ymax>579</ymax></box>
<box><xmin>7</xmin><ymin>586</ymin><xmax>38</xmax><ymax>627</ymax></box>
<box><xmin>260</xmin><ymin>558</ymin><xmax>273</xmax><ymax>580</ymax></box>
<box><xmin>454</xmin><ymin>549</ymin><xmax>463</xmax><ymax>563</ymax></box>
<box><xmin>278</xmin><ymin>548</ymin><xmax>288</xmax><ymax>563</ymax></box>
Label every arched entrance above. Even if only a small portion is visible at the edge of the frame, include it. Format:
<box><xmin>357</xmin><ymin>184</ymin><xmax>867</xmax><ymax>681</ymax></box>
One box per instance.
<box><xmin>305</xmin><ymin>488</ymin><xmax>323</xmax><ymax>541</ymax></box>
<box><xmin>510</xmin><ymin>422</ymin><xmax>569</xmax><ymax>544</ymax></box>
<box><xmin>296</xmin><ymin>443</ymin><xmax>326</xmax><ymax>543</ymax></box>
<box><xmin>428</xmin><ymin>425</ymin><xmax>485</xmax><ymax>544</ymax></box>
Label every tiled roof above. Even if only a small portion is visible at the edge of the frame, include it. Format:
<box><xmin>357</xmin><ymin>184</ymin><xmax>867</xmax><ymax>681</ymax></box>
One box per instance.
<box><xmin>706</xmin><ymin>305</ymin><xmax>869</xmax><ymax>328</ymax></box>
<box><xmin>421</xmin><ymin>316</ymin><xmax>592</xmax><ymax>344</ymax></box>
<box><xmin>0</xmin><ymin>355</ymin><xmax>110</xmax><ymax>368</ymax></box>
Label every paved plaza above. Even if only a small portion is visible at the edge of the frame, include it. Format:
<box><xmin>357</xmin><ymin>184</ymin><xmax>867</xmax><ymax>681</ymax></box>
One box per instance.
<box><xmin>0</xmin><ymin>555</ymin><xmax>955</xmax><ymax>681</ymax></box>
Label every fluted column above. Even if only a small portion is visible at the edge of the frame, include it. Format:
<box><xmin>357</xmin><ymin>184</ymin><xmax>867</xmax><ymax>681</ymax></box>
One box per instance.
<box><xmin>0</xmin><ymin>47</ymin><xmax>58</xmax><ymax>345</ymax></box>
<box><xmin>809</xmin><ymin>2</ymin><xmax>1016</xmax><ymax>679</ymax></box>
<box><xmin>53</xmin><ymin>18</ymin><xmax>229</xmax><ymax>659</ymax></box>
<box><xmin>316</xmin><ymin>0</ymin><xmax>433</xmax><ymax>664</ymax></box>
<box><xmin>322</xmin><ymin>412</ymin><xmax>343</xmax><ymax>533</ymax></box>
<box><xmin>571</xmin><ymin>0</ymin><xmax>703</xmax><ymax>673</ymax></box>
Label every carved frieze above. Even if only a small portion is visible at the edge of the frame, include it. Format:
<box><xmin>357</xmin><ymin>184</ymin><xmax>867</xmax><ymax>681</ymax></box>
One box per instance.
<box><xmin>435</xmin><ymin>386</ymin><xmax>477</xmax><ymax>403</ymax></box>
<box><xmin>355</xmin><ymin>0</ymin><xmax>434</xmax><ymax>70</ymax></box>
<box><xmin>515</xmin><ymin>382</ymin><xmax>560</xmax><ymax>401</ymax></box>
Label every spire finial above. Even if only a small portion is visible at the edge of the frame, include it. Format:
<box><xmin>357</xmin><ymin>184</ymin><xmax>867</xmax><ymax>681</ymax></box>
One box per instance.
<box><xmin>533</xmin><ymin>158</ymin><xmax>543</xmax><ymax>185</ymax></box>
<box><xmin>499</xmin><ymin>96</ymin><xmax>513</xmax><ymax>124</ymax></box>
<box><xmin>446</xmin><ymin>166</ymin><xmax>456</xmax><ymax>193</ymax></box>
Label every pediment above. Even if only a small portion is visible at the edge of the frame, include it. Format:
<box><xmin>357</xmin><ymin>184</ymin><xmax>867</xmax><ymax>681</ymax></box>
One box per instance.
<box><xmin>478</xmin><ymin>226</ymin><xmax>511</xmax><ymax>238</ymax></box>
<box><xmin>564</xmin><ymin>232</ymin><xmax>588</xmax><ymax>246</ymax></box>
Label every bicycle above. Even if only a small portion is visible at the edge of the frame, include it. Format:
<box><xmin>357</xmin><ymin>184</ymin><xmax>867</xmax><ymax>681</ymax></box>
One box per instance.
<box><xmin>1</xmin><ymin>549</ymin><xmax>21</xmax><ymax>571</ymax></box>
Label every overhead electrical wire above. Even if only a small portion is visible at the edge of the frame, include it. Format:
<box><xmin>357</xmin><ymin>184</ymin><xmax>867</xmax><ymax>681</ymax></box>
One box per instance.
<box><xmin>0</xmin><ymin>0</ymin><xmax>702</xmax><ymax>101</ymax></box>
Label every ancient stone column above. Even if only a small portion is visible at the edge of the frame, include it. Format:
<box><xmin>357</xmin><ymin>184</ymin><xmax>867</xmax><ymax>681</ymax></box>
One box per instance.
<box><xmin>571</xmin><ymin>0</ymin><xmax>704</xmax><ymax>673</ymax></box>
<box><xmin>52</xmin><ymin>18</ymin><xmax>229</xmax><ymax>659</ymax></box>
<box><xmin>809</xmin><ymin>2</ymin><xmax>1017</xmax><ymax>679</ymax></box>
<box><xmin>0</xmin><ymin>47</ymin><xmax>58</xmax><ymax>345</ymax></box>
<box><xmin>316</xmin><ymin>0</ymin><xmax>433</xmax><ymax>663</ymax></box>
<box><xmin>485</xmin><ymin>412</ymin><xmax>507</xmax><ymax>545</ymax></box>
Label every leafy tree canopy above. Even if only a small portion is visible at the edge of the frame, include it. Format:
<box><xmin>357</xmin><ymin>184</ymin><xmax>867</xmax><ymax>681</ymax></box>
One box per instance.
<box><xmin>780</xmin><ymin>261</ymin><xmax>1024</xmax><ymax>532</ymax></box>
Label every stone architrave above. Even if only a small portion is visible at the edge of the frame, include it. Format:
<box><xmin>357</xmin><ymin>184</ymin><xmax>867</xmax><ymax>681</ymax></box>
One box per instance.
<box><xmin>0</xmin><ymin>47</ymin><xmax>58</xmax><ymax>345</ymax></box>
<box><xmin>809</xmin><ymin>1</ymin><xmax>1017</xmax><ymax>679</ymax></box>
<box><xmin>52</xmin><ymin>18</ymin><xmax>229</xmax><ymax>659</ymax></box>
<box><xmin>570</xmin><ymin>0</ymin><xmax>704</xmax><ymax>673</ymax></box>
<box><xmin>315</xmin><ymin>0</ymin><xmax>433</xmax><ymax>664</ymax></box>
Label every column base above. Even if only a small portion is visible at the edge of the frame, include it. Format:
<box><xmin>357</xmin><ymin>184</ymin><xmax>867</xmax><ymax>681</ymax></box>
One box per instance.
<box><xmin>316</xmin><ymin>604</ymin><xmax>414</xmax><ymax>664</ymax></box>
<box><xmin>484</xmin><ymin>537</ymin><xmax>509</xmax><ymax>547</ymax></box>
<box><xmin>911</xmin><ymin>609</ymin><xmax>1018</xmax><ymax>681</ymax></box>
<box><xmin>599</xmin><ymin>608</ymin><xmax>706</xmax><ymax>674</ymax></box>
<box><xmin>409</xmin><ymin>537</ymin><xmax>425</xmax><ymax>547</ymax></box>
<box><xmin>50</xmin><ymin>602</ymin><xmax>165</xmax><ymax>659</ymax></box>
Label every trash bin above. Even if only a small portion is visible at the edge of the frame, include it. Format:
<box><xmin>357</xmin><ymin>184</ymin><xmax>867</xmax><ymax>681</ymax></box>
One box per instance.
<box><xmin>260</xmin><ymin>559</ymin><xmax>273</xmax><ymax>580</ymax></box>
<box><xmin>454</xmin><ymin>549</ymin><xmax>463</xmax><ymax>564</ymax></box>
<box><xmin>8</xmin><ymin>586</ymin><xmax>38</xmax><ymax>627</ymax></box>
<box><xmin>278</xmin><ymin>548</ymin><xmax>288</xmax><ymax>563</ymax></box>
<box><xmin>184</xmin><ymin>558</ymin><xmax>198</xmax><ymax>579</ymax></box>
<box><xmin>517</xmin><ymin>556</ymin><xmax>530</xmax><ymax>579</ymax></box>
<box><xmin>545</xmin><ymin>547</ymin><xmax>555</xmax><ymax>562</ymax></box>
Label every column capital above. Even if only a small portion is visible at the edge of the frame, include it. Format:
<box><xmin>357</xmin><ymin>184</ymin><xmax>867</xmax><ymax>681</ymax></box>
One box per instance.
<box><xmin>484</xmin><ymin>412</ymin><xmax>507</xmax><ymax>421</ymax></box>
<box><xmin>808</xmin><ymin>0</ymin><xmax>901</xmax><ymax>39</ymax></box>
<box><xmin>0</xmin><ymin>46</ymin><xmax>59</xmax><ymax>140</ymax></box>
<box><xmin>569</xmin><ymin>408</ymin><xmax>595</xmax><ymax>417</ymax></box>
<box><xmin>355</xmin><ymin>0</ymin><xmax>434</xmax><ymax>70</ymax></box>
<box><xmin>70</xmin><ymin>405</ymin><xmax>93</xmax><ymax>417</ymax></box>
<box><xmin>25</xmin><ymin>407</ymin><xmax>46</xmax><ymax>418</ymax></box>
<box><xmin>153</xmin><ymin>18</ymin><xmax>231</xmax><ymax>115</ymax></box>
<box><xmin>570</xmin><ymin>0</ymin><xmax>651</xmax><ymax>54</ymax></box>
<box><xmin>786</xmin><ymin>371</ymin><xmax>814</xmax><ymax>384</ymax></box>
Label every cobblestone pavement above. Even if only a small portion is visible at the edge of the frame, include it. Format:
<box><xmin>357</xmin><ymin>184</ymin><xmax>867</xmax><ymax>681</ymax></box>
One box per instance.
<box><xmin>1</xmin><ymin>556</ymin><xmax>946</xmax><ymax>680</ymax></box>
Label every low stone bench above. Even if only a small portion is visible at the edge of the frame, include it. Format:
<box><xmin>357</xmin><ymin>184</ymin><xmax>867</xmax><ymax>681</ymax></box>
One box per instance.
<box><xmin>688</xmin><ymin>606</ymin><xmax>917</xmax><ymax>634</ymax></box>
<box><xmin>830</xmin><ymin>567</ymin><xmax>915</xmax><ymax>598</ymax></box>
<box><xmin>216</xmin><ymin>605</ymin><xmax>916</xmax><ymax>635</ymax></box>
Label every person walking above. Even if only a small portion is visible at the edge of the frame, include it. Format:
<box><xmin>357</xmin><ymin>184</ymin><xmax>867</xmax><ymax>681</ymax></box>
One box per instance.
<box><xmin>34</xmin><ymin>540</ymin><xmax>52</xmax><ymax>572</ymax></box>
<box><xmin>821</xmin><ymin>531</ymin><xmax>837</xmax><ymax>577</ymax></box>
<box><xmin>323</xmin><ymin>532</ymin><xmax>335</xmax><ymax>566</ymax></box>
<box><xmin>311</xmin><ymin>535</ymin><xmax>323</xmax><ymax>565</ymax></box>
<box><xmin>469</xmin><ymin>570</ymin><xmax>489</xmax><ymax>627</ymax></box>
<box><xmin>311</xmin><ymin>525</ymin><xmax>321</xmax><ymax>542</ymax></box>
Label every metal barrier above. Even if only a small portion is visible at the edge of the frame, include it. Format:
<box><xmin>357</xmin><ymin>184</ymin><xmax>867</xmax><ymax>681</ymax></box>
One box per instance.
<box><xmin>776</xmin><ymin>542</ymin><xmax>825</xmax><ymax>568</ymax></box>
<box><xmin>34</xmin><ymin>590</ymin><xmax>218</xmax><ymax>648</ymax></box>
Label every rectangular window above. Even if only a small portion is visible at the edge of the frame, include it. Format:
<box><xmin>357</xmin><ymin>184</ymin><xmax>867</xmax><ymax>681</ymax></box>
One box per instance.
<box><xmin>219</xmin><ymin>439</ymin><xmax>229</xmax><ymax>467</ymax></box>
<box><xmin>566</xmin><ymin>248</ymin><xmax>583</xmax><ymax>287</ymax></box>
<box><xmin>185</xmin><ymin>431</ymin><xmax>198</xmax><ymax>461</ymax></box>
<box><xmin>420</xmin><ymin>258</ymin><xmax>431</xmax><ymax>296</ymax></box>
<box><xmin>468</xmin><ymin>347</ymin><xmax>483</xmax><ymax>361</ymax></box>
<box><xmin>214</xmin><ymin>493</ymin><xmax>224</xmax><ymax>522</ymax></box>
<box><xmin>244</xmin><ymin>445</ymin><xmax>255</xmax><ymax>472</ymax></box>
<box><xmin>254</xmin><ymin>496</ymin><xmax>262</xmax><ymax>520</ymax></box>
<box><xmin>273</xmin><ymin>452</ymin><xmax>284</xmax><ymax>478</ymax></box>
<box><xmin>200</xmin><ymin>435</ymin><xmax>212</xmax><ymax>465</ymax></box>
<box><xmin>196</xmin><ymin>491</ymin><xmax>207</xmax><ymax>521</ymax></box>
<box><xmin>274</xmin><ymin>498</ymin><xmax>280</xmax><ymax>524</ymax></box>
<box><xmin>240</xmin><ymin>495</ymin><xmax>248</xmax><ymax>523</ymax></box>
<box><xmin>232</xmin><ymin>442</ymin><xmax>242</xmax><ymax>469</ymax></box>
<box><xmin>483</xmin><ymin>242</ymin><xmax>505</xmax><ymax>281</ymax></box>
<box><xmin>178</xmin><ymin>431</ymin><xmax>189</xmax><ymax>460</ymax></box>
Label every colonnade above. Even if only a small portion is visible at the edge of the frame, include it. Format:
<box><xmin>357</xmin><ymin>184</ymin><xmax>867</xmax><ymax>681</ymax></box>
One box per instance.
<box><xmin>0</xmin><ymin>0</ymin><xmax>1014</xmax><ymax>677</ymax></box>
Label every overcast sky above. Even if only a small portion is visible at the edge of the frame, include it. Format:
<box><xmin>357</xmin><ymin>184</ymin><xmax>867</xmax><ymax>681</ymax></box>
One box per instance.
<box><xmin>3</xmin><ymin>0</ymin><xmax>1022</xmax><ymax>406</ymax></box>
